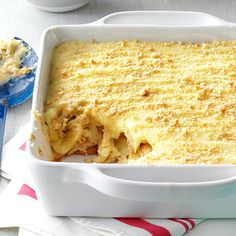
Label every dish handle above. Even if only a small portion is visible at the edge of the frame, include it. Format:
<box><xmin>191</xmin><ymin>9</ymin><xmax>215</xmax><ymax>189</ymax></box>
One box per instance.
<box><xmin>64</xmin><ymin>166</ymin><xmax>236</xmax><ymax>202</ymax></box>
<box><xmin>92</xmin><ymin>11</ymin><xmax>233</xmax><ymax>26</ymax></box>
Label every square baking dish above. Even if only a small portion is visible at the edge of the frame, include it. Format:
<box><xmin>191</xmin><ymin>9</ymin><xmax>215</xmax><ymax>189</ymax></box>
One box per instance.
<box><xmin>28</xmin><ymin>11</ymin><xmax>236</xmax><ymax>217</ymax></box>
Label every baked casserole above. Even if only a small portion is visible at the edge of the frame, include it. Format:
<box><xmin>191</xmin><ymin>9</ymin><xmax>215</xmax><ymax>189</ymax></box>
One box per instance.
<box><xmin>44</xmin><ymin>40</ymin><xmax>236</xmax><ymax>164</ymax></box>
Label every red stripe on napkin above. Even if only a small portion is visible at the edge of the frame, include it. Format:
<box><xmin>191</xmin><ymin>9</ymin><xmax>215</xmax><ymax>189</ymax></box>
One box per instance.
<box><xmin>18</xmin><ymin>184</ymin><xmax>37</xmax><ymax>200</ymax></box>
<box><xmin>115</xmin><ymin>218</ymin><xmax>171</xmax><ymax>236</ymax></box>
<box><xmin>169</xmin><ymin>218</ymin><xmax>189</xmax><ymax>232</ymax></box>
<box><xmin>181</xmin><ymin>218</ymin><xmax>195</xmax><ymax>229</ymax></box>
<box><xmin>19</xmin><ymin>142</ymin><xmax>26</xmax><ymax>151</ymax></box>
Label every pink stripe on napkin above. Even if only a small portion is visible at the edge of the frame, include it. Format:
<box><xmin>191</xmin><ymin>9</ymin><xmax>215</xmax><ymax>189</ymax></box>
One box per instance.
<box><xmin>19</xmin><ymin>142</ymin><xmax>26</xmax><ymax>151</ymax></box>
<box><xmin>115</xmin><ymin>218</ymin><xmax>171</xmax><ymax>236</ymax></box>
<box><xmin>181</xmin><ymin>218</ymin><xmax>195</xmax><ymax>229</ymax></box>
<box><xmin>18</xmin><ymin>184</ymin><xmax>37</xmax><ymax>200</ymax></box>
<box><xmin>169</xmin><ymin>218</ymin><xmax>189</xmax><ymax>233</ymax></box>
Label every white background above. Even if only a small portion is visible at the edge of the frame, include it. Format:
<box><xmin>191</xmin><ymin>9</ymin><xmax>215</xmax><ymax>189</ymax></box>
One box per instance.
<box><xmin>1</xmin><ymin>0</ymin><xmax>236</xmax><ymax>235</ymax></box>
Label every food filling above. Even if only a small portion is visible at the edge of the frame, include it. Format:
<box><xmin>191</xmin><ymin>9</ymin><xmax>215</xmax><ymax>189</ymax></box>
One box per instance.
<box><xmin>0</xmin><ymin>38</ymin><xmax>31</xmax><ymax>85</ymax></box>
<box><xmin>44</xmin><ymin>40</ymin><xmax>236</xmax><ymax>164</ymax></box>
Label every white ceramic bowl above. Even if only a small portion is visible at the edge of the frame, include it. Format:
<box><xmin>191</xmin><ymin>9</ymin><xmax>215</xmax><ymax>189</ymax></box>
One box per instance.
<box><xmin>26</xmin><ymin>0</ymin><xmax>90</xmax><ymax>12</ymax></box>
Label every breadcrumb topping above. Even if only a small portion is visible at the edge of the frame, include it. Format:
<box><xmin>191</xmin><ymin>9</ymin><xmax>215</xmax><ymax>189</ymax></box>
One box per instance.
<box><xmin>44</xmin><ymin>40</ymin><xmax>236</xmax><ymax>164</ymax></box>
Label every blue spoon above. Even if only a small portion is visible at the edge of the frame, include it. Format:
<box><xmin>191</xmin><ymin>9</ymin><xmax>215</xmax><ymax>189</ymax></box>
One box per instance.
<box><xmin>0</xmin><ymin>37</ymin><xmax>37</xmax><ymax>160</ymax></box>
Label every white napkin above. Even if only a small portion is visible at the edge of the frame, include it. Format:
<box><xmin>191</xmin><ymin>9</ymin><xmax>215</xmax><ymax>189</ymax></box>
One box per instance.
<box><xmin>1</xmin><ymin>124</ymin><xmax>29</xmax><ymax>180</ymax></box>
<box><xmin>0</xmin><ymin>128</ymin><xmax>203</xmax><ymax>236</ymax></box>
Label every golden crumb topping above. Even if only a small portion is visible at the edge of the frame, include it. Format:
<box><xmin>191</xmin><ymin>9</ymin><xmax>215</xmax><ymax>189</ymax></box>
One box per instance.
<box><xmin>44</xmin><ymin>40</ymin><xmax>236</xmax><ymax>164</ymax></box>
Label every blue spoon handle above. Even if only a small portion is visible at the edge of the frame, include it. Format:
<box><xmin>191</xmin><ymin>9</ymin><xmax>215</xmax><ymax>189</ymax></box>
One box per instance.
<box><xmin>0</xmin><ymin>102</ymin><xmax>7</xmax><ymax>161</ymax></box>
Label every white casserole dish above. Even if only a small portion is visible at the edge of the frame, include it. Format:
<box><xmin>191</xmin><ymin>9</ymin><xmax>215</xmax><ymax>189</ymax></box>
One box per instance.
<box><xmin>28</xmin><ymin>11</ymin><xmax>236</xmax><ymax>217</ymax></box>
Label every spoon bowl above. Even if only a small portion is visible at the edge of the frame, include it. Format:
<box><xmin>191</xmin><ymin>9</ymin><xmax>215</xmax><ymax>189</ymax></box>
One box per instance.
<box><xmin>0</xmin><ymin>38</ymin><xmax>37</xmax><ymax>160</ymax></box>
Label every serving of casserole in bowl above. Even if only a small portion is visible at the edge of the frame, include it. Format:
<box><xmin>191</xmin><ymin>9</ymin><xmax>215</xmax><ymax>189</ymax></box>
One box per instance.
<box><xmin>28</xmin><ymin>11</ymin><xmax>236</xmax><ymax>217</ymax></box>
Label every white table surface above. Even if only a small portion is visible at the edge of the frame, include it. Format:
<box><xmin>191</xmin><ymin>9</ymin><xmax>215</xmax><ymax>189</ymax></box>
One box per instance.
<box><xmin>1</xmin><ymin>0</ymin><xmax>236</xmax><ymax>235</ymax></box>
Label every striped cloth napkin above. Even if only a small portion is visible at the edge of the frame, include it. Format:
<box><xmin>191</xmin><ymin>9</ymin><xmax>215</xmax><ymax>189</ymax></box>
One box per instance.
<box><xmin>0</xmin><ymin>126</ymin><xmax>203</xmax><ymax>236</ymax></box>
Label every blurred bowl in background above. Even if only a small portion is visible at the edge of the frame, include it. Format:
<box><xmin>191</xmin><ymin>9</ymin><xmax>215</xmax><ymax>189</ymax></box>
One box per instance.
<box><xmin>26</xmin><ymin>0</ymin><xmax>90</xmax><ymax>12</ymax></box>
